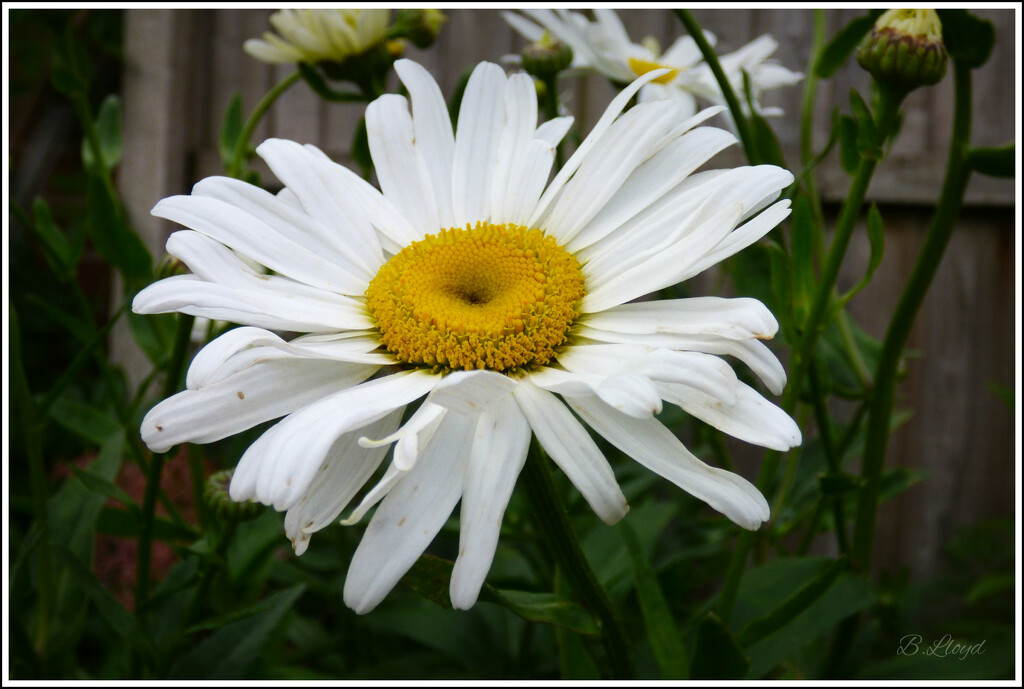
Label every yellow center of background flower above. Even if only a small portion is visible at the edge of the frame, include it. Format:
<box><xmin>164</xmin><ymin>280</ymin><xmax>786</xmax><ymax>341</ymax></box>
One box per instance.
<box><xmin>366</xmin><ymin>222</ymin><xmax>585</xmax><ymax>372</ymax></box>
<box><xmin>628</xmin><ymin>57</ymin><xmax>679</xmax><ymax>84</ymax></box>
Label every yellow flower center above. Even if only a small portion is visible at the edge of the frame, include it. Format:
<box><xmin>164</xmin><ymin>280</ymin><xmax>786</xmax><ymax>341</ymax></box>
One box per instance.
<box><xmin>365</xmin><ymin>222</ymin><xmax>586</xmax><ymax>372</ymax></box>
<box><xmin>628</xmin><ymin>57</ymin><xmax>679</xmax><ymax>84</ymax></box>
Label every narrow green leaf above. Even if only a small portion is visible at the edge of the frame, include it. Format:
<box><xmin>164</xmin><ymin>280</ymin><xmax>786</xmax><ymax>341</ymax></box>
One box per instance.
<box><xmin>168</xmin><ymin>584</ymin><xmax>306</xmax><ymax>679</ymax></box>
<box><xmin>750</xmin><ymin>111</ymin><xmax>785</xmax><ymax>168</ymax></box>
<box><xmin>70</xmin><ymin>466</ymin><xmax>139</xmax><ymax>512</ymax></box>
<box><xmin>485</xmin><ymin>589</ymin><xmax>600</xmax><ymax>637</ymax></box>
<box><xmin>351</xmin><ymin>116</ymin><xmax>372</xmax><ymax>179</ymax></box>
<box><xmin>814</xmin><ymin>10</ymin><xmax>885</xmax><ymax>78</ymax></box>
<box><xmin>81</xmin><ymin>94</ymin><xmax>122</xmax><ymax>171</ymax></box>
<box><xmin>127</xmin><ymin>309</ymin><xmax>174</xmax><ymax>366</ymax></box>
<box><xmin>86</xmin><ymin>174</ymin><xmax>153</xmax><ymax>283</ymax></box>
<box><xmin>967</xmin><ymin>142</ymin><xmax>1014</xmax><ymax>178</ymax></box>
<box><xmin>29</xmin><ymin>198</ymin><xmax>75</xmax><ymax>279</ymax></box>
<box><xmin>849</xmin><ymin>89</ymin><xmax>880</xmax><ymax>159</ymax></box>
<box><xmin>965</xmin><ymin>572</ymin><xmax>1015</xmax><ymax>605</ymax></box>
<box><xmin>767</xmin><ymin>243</ymin><xmax>794</xmax><ymax>341</ymax></box>
<box><xmin>620</xmin><ymin>520</ymin><xmax>689</xmax><ymax>678</ymax></box>
<box><xmin>690</xmin><ymin>612</ymin><xmax>750</xmax><ymax>679</ymax></box>
<box><xmin>401</xmin><ymin>552</ymin><xmax>454</xmax><ymax>609</ymax></box>
<box><xmin>879</xmin><ymin>467</ymin><xmax>928</xmax><ymax>501</ymax></box>
<box><xmin>865</xmin><ymin>203</ymin><xmax>885</xmax><ymax>278</ymax></box>
<box><xmin>938</xmin><ymin>9</ymin><xmax>996</xmax><ymax>69</ymax></box>
<box><xmin>48</xmin><ymin>395</ymin><xmax>121</xmax><ymax>446</ymax></box>
<box><xmin>95</xmin><ymin>506</ymin><xmax>198</xmax><ymax>542</ymax></box>
<box><xmin>838</xmin><ymin>114</ymin><xmax>860</xmax><ymax>174</ymax></box>
<box><xmin>25</xmin><ymin>294</ymin><xmax>93</xmax><ymax>343</ymax></box>
<box><xmin>448</xmin><ymin>66</ymin><xmax>474</xmax><ymax>126</ymax></box>
<box><xmin>51</xmin><ymin>543</ymin><xmax>157</xmax><ymax>664</ymax></box>
<box><xmin>297</xmin><ymin>62</ymin><xmax>367</xmax><ymax>102</ymax></box>
<box><xmin>737</xmin><ymin>556</ymin><xmax>847</xmax><ymax>647</ymax></box>
<box><xmin>218</xmin><ymin>93</ymin><xmax>244</xmax><ymax>167</ymax></box>
<box><xmin>50</xmin><ymin>27</ymin><xmax>91</xmax><ymax>95</ymax></box>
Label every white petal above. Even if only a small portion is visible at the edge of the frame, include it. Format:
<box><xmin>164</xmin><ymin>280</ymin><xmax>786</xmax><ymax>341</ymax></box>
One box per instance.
<box><xmin>357</xmin><ymin>401</ymin><xmax>448</xmax><ymax>471</ymax></box>
<box><xmin>283</xmin><ymin>409</ymin><xmax>404</xmax><ymax>555</ymax></box>
<box><xmin>429</xmin><ymin>370</ymin><xmax>518</xmax><ymax>416</ymax></box>
<box><xmin>452</xmin><ymin>62</ymin><xmax>507</xmax><ymax>227</ymax></box>
<box><xmin>534</xmin><ymin>116</ymin><xmax>574</xmax><ymax>147</ymax></box>
<box><xmin>582</xmin><ymin>296</ymin><xmax>779</xmax><ymax>341</ymax></box>
<box><xmin>450</xmin><ymin>396</ymin><xmax>531</xmax><ymax>609</ymax></box>
<box><xmin>394</xmin><ymin>59</ymin><xmax>456</xmax><ymax>229</ymax></box>
<box><xmin>566</xmin><ymin>395</ymin><xmax>770</xmax><ymax>529</ymax></box>
<box><xmin>657</xmin><ymin>380</ymin><xmax>801</xmax><ymax>451</ymax></box>
<box><xmin>254</xmin><ymin>139</ymin><xmax>384</xmax><ymax>276</ymax></box>
<box><xmin>132</xmin><ymin>274</ymin><xmax>373</xmax><ymax>334</ymax></box>
<box><xmin>141</xmin><ymin>355</ymin><xmax>378</xmax><ymax>454</ymax></box>
<box><xmin>234</xmin><ymin>370</ymin><xmax>439</xmax><ymax>511</ymax></box>
<box><xmin>343</xmin><ymin>412</ymin><xmax>476</xmax><ymax>614</ymax></box>
<box><xmin>513</xmin><ymin>381</ymin><xmax>628</xmax><ymax>524</ymax></box>
<box><xmin>682</xmin><ymin>200</ymin><xmax>792</xmax><ymax>281</ymax></box>
<box><xmin>528</xmin><ymin>367</ymin><xmax>661</xmax><ymax>419</ymax></box>
<box><xmin>365</xmin><ymin>94</ymin><xmax>441</xmax><ymax>240</ymax></box>
<box><xmin>502</xmin><ymin>10</ymin><xmax>545</xmax><ymax>41</ymax></box>
<box><xmin>152</xmin><ymin>195</ymin><xmax>367</xmax><ymax>295</ymax></box>
<box><xmin>489</xmin><ymin>73</ymin><xmax>538</xmax><ymax>222</ymax></box>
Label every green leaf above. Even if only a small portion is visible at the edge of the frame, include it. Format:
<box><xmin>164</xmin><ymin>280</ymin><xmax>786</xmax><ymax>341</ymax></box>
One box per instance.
<box><xmin>297</xmin><ymin>62</ymin><xmax>368</xmax><ymax>102</ymax></box>
<box><xmin>967</xmin><ymin>142</ymin><xmax>1014</xmax><ymax>178</ymax></box>
<box><xmin>938</xmin><ymin>9</ymin><xmax>996</xmax><ymax>69</ymax></box>
<box><xmin>219</xmin><ymin>93</ymin><xmax>244</xmax><ymax>167</ymax></box>
<box><xmin>168</xmin><ymin>584</ymin><xmax>305</xmax><ymax>679</ymax></box>
<box><xmin>814</xmin><ymin>10</ymin><xmax>885</xmax><ymax>78</ymax></box>
<box><xmin>790</xmin><ymin>195</ymin><xmax>816</xmax><ymax>326</ymax></box>
<box><xmin>50</xmin><ymin>26</ymin><xmax>91</xmax><ymax>95</ymax></box>
<box><xmin>448</xmin><ymin>66</ymin><xmax>474</xmax><ymax>126</ymax></box>
<box><xmin>838</xmin><ymin>114</ymin><xmax>860</xmax><ymax>174</ymax></box>
<box><xmin>81</xmin><ymin>94</ymin><xmax>123</xmax><ymax>171</ymax></box>
<box><xmin>402</xmin><ymin>553</ymin><xmax>600</xmax><ymax>636</ymax></box>
<box><xmin>48</xmin><ymin>395</ymin><xmax>121</xmax><ymax>446</ymax></box>
<box><xmin>690</xmin><ymin>612</ymin><xmax>750</xmax><ymax>680</ymax></box>
<box><xmin>749</xmin><ymin>111</ymin><xmax>785</xmax><ymax>168</ymax></box>
<box><xmin>833</xmin><ymin>203</ymin><xmax>885</xmax><ymax>312</ymax></box>
<box><xmin>736</xmin><ymin>556</ymin><xmax>847</xmax><ymax>648</ymax></box>
<box><xmin>70</xmin><ymin>466</ymin><xmax>139</xmax><ymax>512</ymax></box>
<box><xmin>965</xmin><ymin>572</ymin><xmax>1015</xmax><ymax>605</ymax></box>
<box><xmin>96</xmin><ymin>506</ymin><xmax>198</xmax><ymax>542</ymax></box>
<box><xmin>879</xmin><ymin>466</ymin><xmax>928</xmax><ymax>501</ymax></box>
<box><xmin>620</xmin><ymin>520</ymin><xmax>689</xmax><ymax>678</ymax></box>
<box><xmin>52</xmin><ymin>543</ymin><xmax>157</xmax><ymax>665</ymax></box>
<box><xmin>849</xmin><ymin>89</ymin><xmax>881</xmax><ymax>159</ymax></box>
<box><xmin>127</xmin><ymin>309</ymin><xmax>175</xmax><ymax>366</ymax></box>
<box><xmin>25</xmin><ymin>293</ymin><xmax>94</xmax><ymax>343</ymax></box>
<box><xmin>30</xmin><ymin>198</ymin><xmax>76</xmax><ymax>279</ymax></box>
<box><xmin>86</xmin><ymin>174</ymin><xmax>153</xmax><ymax>283</ymax></box>
<box><xmin>767</xmin><ymin>242</ymin><xmax>794</xmax><ymax>341</ymax></box>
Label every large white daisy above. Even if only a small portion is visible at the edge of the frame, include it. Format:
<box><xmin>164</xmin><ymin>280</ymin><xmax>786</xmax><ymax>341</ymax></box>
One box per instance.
<box><xmin>504</xmin><ymin>9</ymin><xmax>802</xmax><ymax>120</ymax></box>
<box><xmin>135</xmin><ymin>59</ymin><xmax>800</xmax><ymax>615</ymax></box>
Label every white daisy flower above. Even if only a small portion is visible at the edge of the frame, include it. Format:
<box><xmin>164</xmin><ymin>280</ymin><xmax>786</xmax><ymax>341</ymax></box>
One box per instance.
<box><xmin>244</xmin><ymin>9</ymin><xmax>391</xmax><ymax>65</ymax></box>
<box><xmin>134</xmin><ymin>59</ymin><xmax>800</xmax><ymax>614</ymax></box>
<box><xmin>504</xmin><ymin>9</ymin><xmax>802</xmax><ymax>120</ymax></box>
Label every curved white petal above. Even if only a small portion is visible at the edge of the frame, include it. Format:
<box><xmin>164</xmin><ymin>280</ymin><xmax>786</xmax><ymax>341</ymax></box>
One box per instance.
<box><xmin>231</xmin><ymin>370</ymin><xmax>439</xmax><ymax>511</ymax></box>
<box><xmin>343</xmin><ymin>412</ymin><xmax>476</xmax><ymax>614</ymax></box>
<box><xmin>429</xmin><ymin>369</ymin><xmax>518</xmax><ymax>416</ymax></box>
<box><xmin>452</xmin><ymin>62</ymin><xmax>507</xmax><ymax>227</ymax></box>
<box><xmin>513</xmin><ymin>381</ymin><xmax>628</xmax><ymax>524</ymax></box>
<box><xmin>581</xmin><ymin>297</ymin><xmax>778</xmax><ymax>341</ymax></box>
<box><xmin>566</xmin><ymin>394</ymin><xmax>770</xmax><ymax>529</ymax></box>
<box><xmin>450</xmin><ymin>395</ymin><xmax>531</xmax><ymax>609</ymax></box>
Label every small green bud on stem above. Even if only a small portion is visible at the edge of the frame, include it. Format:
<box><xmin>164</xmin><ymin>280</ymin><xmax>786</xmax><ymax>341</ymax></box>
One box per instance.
<box><xmin>858</xmin><ymin>9</ymin><xmax>947</xmax><ymax>93</ymax></box>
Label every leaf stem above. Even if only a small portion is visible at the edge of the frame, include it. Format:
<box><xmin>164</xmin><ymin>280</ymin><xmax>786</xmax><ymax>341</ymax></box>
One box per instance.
<box><xmin>520</xmin><ymin>442</ymin><xmax>634</xmax><ymax>679</ymax></box>
<box><xmin>228</xmin><ymin>70</ymin><xmax>302</xmax><ymax>178</ymax></box>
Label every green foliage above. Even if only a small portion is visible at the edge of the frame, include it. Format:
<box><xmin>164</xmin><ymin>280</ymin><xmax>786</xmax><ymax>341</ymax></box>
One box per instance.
<box><xmin>967</xmin><ymin>142</ymin><xmax>1014</xmax><ymax>178</ymax></box>
<box><xmin>814</xmin><ymin>9</ymin><xmax>885</xmax><ymax>78</ymax></box>
<box><xmin>81</xmin><ymin>94</ymin><xmax>123</xmax><ymax>172</ymax></box>
<box><xmin>937</xmin><ymin>10</ymin><xmax>996</xmax><ymax>69</ymax></box>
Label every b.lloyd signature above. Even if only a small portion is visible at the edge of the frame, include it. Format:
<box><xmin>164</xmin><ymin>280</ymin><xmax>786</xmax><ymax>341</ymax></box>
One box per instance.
<box><xmin>898</xmin><ymin>634</ymin><xmax>987</xmax><ymax>660</ymax></box>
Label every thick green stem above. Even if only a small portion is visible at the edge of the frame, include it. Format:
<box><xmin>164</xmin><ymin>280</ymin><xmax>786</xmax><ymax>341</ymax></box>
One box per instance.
<box><xmin>717</xmin><ymin>83</ymin><xmax>905</xmax><ymax>626</ymax></box>
<box><xmin>674</xmin><ymin>9</ymin><xmax>756</xmax><ymax>164</ymax></box>
<box><xmin>228</xmin><ymin>70</ymin><xmax>302</xmax><ymax>178</ymax></box>
<box><xmin>809</xmin><ymin>365</ymin><xmax>850</xmax><ymax>556</ymax></box>
<box><xmin>135</xmin><ymin>313</ymin><xmax>195</xmax><ymax>614</ymax></box>
<box><xmin>520</xmin><ymin>442</ymin><xmax>634</xmax><ymax>679</ymax></box>
<box><xmin>852</xmin><ymin>62</ymin><xmax>973</xmax><ymax>571</ymax></box>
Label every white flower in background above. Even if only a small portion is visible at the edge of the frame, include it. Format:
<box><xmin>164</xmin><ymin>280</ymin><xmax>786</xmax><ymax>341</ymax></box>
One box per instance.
<box><xmin>244</xmin><ymin>9</ymin><xmax>391</xmax><ymax>64</ymax></box>
<box><xmin>134</xmin><ymin>59</ymin><xmax>800</xmax><ymax>614</ymax></box>
<box><xmin>504</xmin><ymin>9</ymin><xmax>802</xmax><ymax>120</ymax></box>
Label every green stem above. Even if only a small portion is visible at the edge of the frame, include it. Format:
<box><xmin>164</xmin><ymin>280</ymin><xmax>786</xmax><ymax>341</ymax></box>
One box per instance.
<box><xmin>135</xmin><ymin>313</ymin><xmax>195</xmax><ymax>615</ymax></box>
<box><xmin>72</xmin><ymin>92</ymin><xmax>119</xmax><ymax>206</ymax></box>
<box><xmin>228</xmin><ymin>70</ymin><xmax>302</xmax><ymax>178</ymax></box>
<box><xmin>809</xmin><ymin>364</ymin><xmax>850</xmax><ymax>556</ymax></box>
<box><xmin>852</xmin><ymin>62</ymin><xmax>974</xmax><ymax>571</ymax></box>
<box><xmin>674</xmin><ymin>9</ymin><xmax>756</xmax><ymax>164</ymax></box>
<box><xmin>800</xmin><ymin>9</ymin><xmax>828</xmax><ymax>229</ymax></box>
<box><xmin>520</xmin><ymin>442</ymin><xmax>634</xmax><ymax>679</ymax></box>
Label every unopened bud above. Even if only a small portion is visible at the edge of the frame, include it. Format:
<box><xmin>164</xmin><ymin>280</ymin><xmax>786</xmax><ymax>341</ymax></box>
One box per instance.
<box><xmin>522</xmin><ymin>32</ymin><xmax>574</xmax><ymax>80</ymax></box>
<box><xmin>204</xmin><ymin>469</ymin><xmax>263</xmax><ymax>522</ymax></box>
<box><xmin>857</xmin><ymin>9</ymin><xmax>947</xmax><ymax>92</ymax></box>
<box><xmin>393</xmin><ymin>9</ymin><xmax>446</xmax><ymax>49</ymax></box>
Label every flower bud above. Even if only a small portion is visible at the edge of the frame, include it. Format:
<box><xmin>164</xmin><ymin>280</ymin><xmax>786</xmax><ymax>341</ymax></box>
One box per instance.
<box><xmin>392</xmin><ymin>9</ymin><xmax>446</xmax><ymax>49</ymax></box>
<box><xmin>522</xmin><ymin>32</ymin><xmax>574</xmax><ymax>80</ymax></box>
<box><xmin>857</xmin><ymin>9</ymin><xmax>947</xmax><ymax>92</ymax></box>
<box><xmin>204</xmin><ymin>469</ymin><xmax>263</xmax><ymax>522</ymax></box>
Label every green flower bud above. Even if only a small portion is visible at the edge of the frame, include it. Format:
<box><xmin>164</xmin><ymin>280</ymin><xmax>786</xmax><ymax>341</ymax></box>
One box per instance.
<box><xmin>858</xmin><ymin>9</ymin><xmax>947</xmax><ymax>93</ymax></box>
<box><xmin>318</xmin><ymin>40</ymin><xmax>396</xmax><ymax>83</ymax></box>
<box><xmin>204</xmin><ymin>469</ymin><xmax>263</xmax><ymax>522</ymax></box>
<box><xmin>392</xmin><ymin>9</ymin><xmax>446</xmax><ymax>50</ymax></box>
<box><xmin>522</xmin><ymin>32</ymin><xmax>574</xmax><ymax>80</ymax></box>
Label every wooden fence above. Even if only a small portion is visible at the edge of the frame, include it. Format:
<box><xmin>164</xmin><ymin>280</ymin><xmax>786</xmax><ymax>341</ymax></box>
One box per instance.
<box><xmin>116</xmin><ymin>8</ymin><xmax>1017</xmax><ymax>578</ymax></box>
